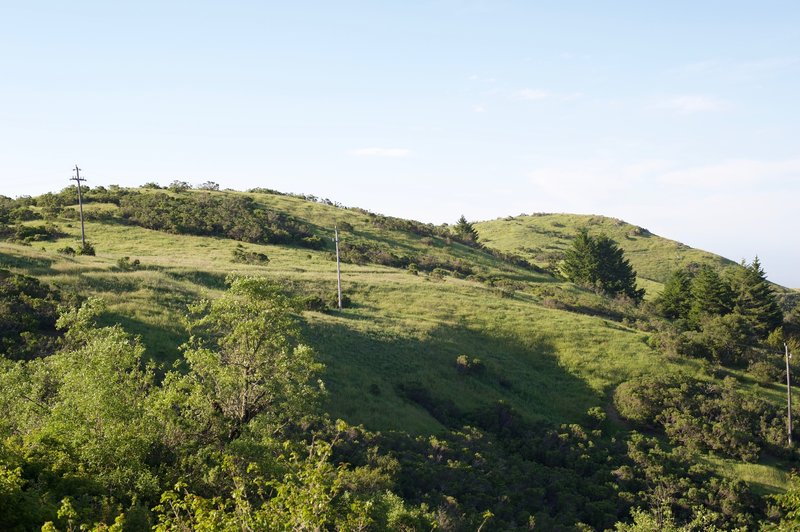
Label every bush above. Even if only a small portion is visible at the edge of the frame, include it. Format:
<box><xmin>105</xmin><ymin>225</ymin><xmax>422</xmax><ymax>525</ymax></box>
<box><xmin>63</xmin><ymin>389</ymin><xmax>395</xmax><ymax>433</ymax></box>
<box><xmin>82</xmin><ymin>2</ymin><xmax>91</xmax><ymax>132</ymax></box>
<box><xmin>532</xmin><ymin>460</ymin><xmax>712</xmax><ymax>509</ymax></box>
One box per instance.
<box><xmin>301</xmin><ymin>295</ymin><xmax>328</xmax><ymax>312</ymax></box>
<box><xmin>231</xmin><ymin>244</ymin><xmax>270</xmax><ymax>265</ymax></box>
<box><xmin>327</xmin><ymin>292</ymin><xmax>351</xmax><ymax>309</ymax></box>
<box><xmin>455</xmin><ymin>355</ymin><xmax>485</xmax><ymax>375</ymax></box>
<box><xmin>116</xmin><ymin>256</ymin><xmax>141</xmax><ymax>271</ymax></box>
<box><xmin>77</xmin><ymin>242</ymin><xmax>95</xmax><ymax>256</ymax></box>
<box><xmin>57</xmin><ymin>246</ymin><xmax>76</xmax><ymax>256</ymax></box>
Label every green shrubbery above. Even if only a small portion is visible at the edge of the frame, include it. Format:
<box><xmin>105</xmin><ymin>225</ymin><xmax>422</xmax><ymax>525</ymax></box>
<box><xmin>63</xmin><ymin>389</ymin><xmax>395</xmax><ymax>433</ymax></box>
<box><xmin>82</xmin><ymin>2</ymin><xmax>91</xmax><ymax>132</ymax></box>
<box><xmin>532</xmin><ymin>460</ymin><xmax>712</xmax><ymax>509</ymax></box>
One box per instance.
<box><xmin>614</xmin><ymin>373</ymin><xmax>791</xmax><ymax>461</ymax></box>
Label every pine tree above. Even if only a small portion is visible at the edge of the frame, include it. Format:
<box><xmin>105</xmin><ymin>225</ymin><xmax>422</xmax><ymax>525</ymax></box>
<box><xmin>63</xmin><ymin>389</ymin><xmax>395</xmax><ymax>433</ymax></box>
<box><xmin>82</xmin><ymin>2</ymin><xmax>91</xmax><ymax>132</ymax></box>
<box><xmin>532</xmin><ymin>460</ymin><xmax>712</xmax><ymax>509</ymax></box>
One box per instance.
<box><xmin>688</xmin><ymin>265</ymin><xmax>733</xmax><ymax>326</ymax></box>
<box><xmin>657</xmin><ymin>268</ymin><xmax>693</xmax><ymax>323</ymax></box>
<box><xmin>454</xmin><ymin>215</ymin><xmax>479</xmax><ymax>244</ymax></box>
<box><xmin>562</xmin><ymin>229</ymin><xmax>644</xmax><ymax>302</ymax></box>
<box><xmin>729</xmin><ymin>257</ymin><xmax>783</xmax><ymax>339</ymax></box>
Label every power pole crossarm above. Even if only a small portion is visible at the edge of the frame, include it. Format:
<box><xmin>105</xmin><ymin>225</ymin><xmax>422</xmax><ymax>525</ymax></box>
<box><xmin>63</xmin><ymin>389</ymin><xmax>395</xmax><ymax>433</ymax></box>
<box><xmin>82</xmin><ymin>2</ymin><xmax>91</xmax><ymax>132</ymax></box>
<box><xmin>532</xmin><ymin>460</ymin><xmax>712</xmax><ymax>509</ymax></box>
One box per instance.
<box><xmin>70</xmin><ymin>165</ymin><xmax>87</xmax><ymax>249</ymax></box>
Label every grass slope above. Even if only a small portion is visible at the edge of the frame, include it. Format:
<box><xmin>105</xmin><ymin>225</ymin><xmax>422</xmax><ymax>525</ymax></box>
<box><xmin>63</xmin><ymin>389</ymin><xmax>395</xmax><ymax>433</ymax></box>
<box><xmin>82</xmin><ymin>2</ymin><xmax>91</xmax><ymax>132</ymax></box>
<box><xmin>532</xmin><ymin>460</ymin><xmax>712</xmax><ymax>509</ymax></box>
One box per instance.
<box><xmin>0</xmin><ymin>188</ymin><xmax>792</xmax><ymax>490</ymax></box>
<box><xmin>475</xmin><ymin>213</ymin><xmax>736</xmax><ymax>289</ymax></box>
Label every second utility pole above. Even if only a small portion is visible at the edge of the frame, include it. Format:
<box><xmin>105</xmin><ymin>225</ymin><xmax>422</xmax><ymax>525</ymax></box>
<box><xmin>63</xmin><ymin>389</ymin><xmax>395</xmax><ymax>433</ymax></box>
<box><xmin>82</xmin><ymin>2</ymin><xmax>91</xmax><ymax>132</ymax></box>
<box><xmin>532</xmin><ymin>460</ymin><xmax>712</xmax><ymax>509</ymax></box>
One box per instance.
<box><xmin>334</xmin><ymin>226</ymin><xmax>342</xmax><ymax>310</ymax></box>
<box><xmin>787</xmin><ymin>342</ymin><xmax>794</xmax><ymax>446</ymax></box>
<box><xmin>70</xmin><ymin>165</ymin><xmax>87</xmax><ymax>249</ymax></box>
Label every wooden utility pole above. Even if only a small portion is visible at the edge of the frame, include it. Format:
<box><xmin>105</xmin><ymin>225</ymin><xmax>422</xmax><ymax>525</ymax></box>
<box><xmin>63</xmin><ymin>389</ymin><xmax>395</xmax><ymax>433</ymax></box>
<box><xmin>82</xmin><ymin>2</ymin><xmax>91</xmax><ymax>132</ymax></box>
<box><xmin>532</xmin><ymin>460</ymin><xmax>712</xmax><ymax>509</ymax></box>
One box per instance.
<box><xmin>70</xmin><ymin>165</ymin><xmax>87</xmax><ymax>249</ymax></box>
<box><xmin>787</xmin><ymin>342</ymin><xmax>794</xmax><ymax>446</ymax></box>
<box><xmin>334</xmin><ymin>227</ymin><xmax>342</xmax><ymax>310</ymax></box>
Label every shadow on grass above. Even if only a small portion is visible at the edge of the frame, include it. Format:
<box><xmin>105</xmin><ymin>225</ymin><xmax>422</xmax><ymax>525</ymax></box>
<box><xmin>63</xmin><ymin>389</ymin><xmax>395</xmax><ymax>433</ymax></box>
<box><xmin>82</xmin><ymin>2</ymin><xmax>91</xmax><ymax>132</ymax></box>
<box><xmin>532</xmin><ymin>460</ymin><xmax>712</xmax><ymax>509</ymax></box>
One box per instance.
<box><xmin>164</xmin><ymin>269</ymin><xmax>229</xmax><ymax>290</ymax></box>
<box><xmin>0</xmin><ymin>250</ymin><xmax>56</xmax><ymax>276</ymax></box>
<box><xmin>99</xmin><ymin>311</ymin><xmax>187</xmax><ymax>368</ymax></box>
<box><xmin>301</xmin><ymin>319</ymin><xmax>600</xmax><ymax>433</ymax></box>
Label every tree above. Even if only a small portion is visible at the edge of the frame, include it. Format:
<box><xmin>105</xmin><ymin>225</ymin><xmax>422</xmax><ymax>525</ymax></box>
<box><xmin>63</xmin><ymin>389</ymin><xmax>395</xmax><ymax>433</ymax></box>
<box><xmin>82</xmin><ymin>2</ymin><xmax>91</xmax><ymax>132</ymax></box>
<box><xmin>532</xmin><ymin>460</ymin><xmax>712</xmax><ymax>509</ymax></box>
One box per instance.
<box><xmin>176</xmin><ymin>276</ymin><xmax>324</xmax><ymax>441</ymax></box>
<box><xmin>729</xmin><ymin>257</ymin><xmax>783</xmax><ymax>340</ymax></box>
<box><xmin>657</xmin><ymin>269</ymin><xmax>693</xmax><ymax>324</ymax></box>
<box><xmin>688</xmin><ymin>265</ymin><xmax>733</xmax><ymax>326</ymax></box>
<box><xmin>562</xmin><ymin>229</ymin><xmax>644</xmax><ymax>301</ymax></box>
<box><xmin>454</xmin><ymin>215</ymin><xmax>479</xmax><ymax>244</ymax></box>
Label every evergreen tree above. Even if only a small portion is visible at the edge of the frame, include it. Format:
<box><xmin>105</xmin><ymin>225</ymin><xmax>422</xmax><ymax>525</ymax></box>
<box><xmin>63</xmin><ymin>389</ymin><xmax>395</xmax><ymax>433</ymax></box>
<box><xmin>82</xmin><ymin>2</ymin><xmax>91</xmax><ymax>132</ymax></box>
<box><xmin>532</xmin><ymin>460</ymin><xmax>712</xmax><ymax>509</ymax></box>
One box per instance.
<box><xmin>688</xmin><ymin>265</ymin><xmax>733</xmax><ymax>326</ymax></box>
<box><xmin>453</xmin><ymin>215</ymin><xmax>479</xmax><ymax>244</ymax></box>
<box><xmin>656</xmin><ymin>268</ymin><xmax>693</xmax><ymax>324</ymax></box>
<box><xmin>729</xmin><ymin>257</ymin><xmax>783</xmax><ymax>340</ymax></box>
<box><xmin>562</xmin><ymin>229</ymin><xmax>644</xmax><ymax>302</ymax></box>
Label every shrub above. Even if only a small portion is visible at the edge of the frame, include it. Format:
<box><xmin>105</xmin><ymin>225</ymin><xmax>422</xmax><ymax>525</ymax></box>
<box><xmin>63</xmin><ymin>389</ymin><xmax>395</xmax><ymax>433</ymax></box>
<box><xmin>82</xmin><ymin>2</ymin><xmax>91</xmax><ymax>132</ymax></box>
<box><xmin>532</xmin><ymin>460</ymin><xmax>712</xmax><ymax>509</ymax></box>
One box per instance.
<box><xmin>231</xmin><ymin>244</ymin><xmax>270</xmax><ymax>265</ymax></box>
<box><xmin>327</xmin><ymin>292</ymin><xmax>351</xmax><ymax>309</ymax></box>
<box><xmin>77</xmin><ymin>242</ymin><xmax>96</xmax><ymax>256</ymax></box>
<box><xmin>57</xmin><ymin>246</ymin><xmax>76</xmax><ymax>256</ymax></box>
<box><xmin>455</xmin><ymin>355</ymin><xmax>485</xmax><ymax>375</ymax></box>
<box><xmin>116</xmin><ymin>256</ymin><xmax>142</xmax><ymax>271</ymax></box>
<box><xmin>301</xmin><ymin>295</ymin><xmax>328</xmax><ymax>312</ymax></box>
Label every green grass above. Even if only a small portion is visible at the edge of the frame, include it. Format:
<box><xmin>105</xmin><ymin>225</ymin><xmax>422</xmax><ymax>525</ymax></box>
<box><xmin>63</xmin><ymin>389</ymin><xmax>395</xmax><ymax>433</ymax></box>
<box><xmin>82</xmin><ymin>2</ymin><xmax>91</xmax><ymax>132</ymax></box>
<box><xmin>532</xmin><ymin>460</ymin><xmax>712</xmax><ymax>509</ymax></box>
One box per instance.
<box><xmin>475</xmin><ymin>213</ymin><xmax>736</xmax><ymax>291</ymax></box>
<box><xmin>1</xmin><ymin>188</ymin><xmax>793</xmax><ymax>491</ymax></box>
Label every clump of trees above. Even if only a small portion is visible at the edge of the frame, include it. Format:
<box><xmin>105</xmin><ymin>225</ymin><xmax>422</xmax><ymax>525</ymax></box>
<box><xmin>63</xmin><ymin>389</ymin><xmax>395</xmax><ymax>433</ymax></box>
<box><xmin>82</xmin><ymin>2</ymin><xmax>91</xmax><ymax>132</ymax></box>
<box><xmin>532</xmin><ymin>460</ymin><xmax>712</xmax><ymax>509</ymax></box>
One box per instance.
<box><xmin>562</xmin><ymin>229</ymin><xmax>645</xmax><ymax>302</ymax></box>
<box><xmin>117</xmin><ymin>192</ymin><xmax>326</xmax><ymax>249</ymax></box>
<box><xmin>654</xmin><ymin>258</ymin><xmax>785</xmax><ymax>365</ymax></box>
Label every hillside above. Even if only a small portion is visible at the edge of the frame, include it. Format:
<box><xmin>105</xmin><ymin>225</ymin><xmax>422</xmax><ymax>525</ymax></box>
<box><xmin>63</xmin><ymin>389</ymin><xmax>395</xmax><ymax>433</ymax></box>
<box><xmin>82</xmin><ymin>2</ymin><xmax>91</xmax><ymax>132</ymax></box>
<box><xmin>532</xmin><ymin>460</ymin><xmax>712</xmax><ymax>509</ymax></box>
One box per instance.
<box><xmin>476</xmin><ymin>213</ymin><xmax>737</xmax><ymax>294</ymax></box>
<box><xmin>1</xmin><ymin>185</ymin><xmax>798</xmax><ymax>529</ymax></box>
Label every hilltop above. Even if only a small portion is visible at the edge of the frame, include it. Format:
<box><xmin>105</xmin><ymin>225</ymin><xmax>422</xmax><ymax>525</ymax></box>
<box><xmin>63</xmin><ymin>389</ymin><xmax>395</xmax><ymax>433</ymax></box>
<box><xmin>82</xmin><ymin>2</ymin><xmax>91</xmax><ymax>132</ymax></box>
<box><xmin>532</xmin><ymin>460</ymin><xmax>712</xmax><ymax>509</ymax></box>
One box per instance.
<box><xmin>1</xmin><ymin>184</ymin><xmax>798</xmax><ymax>529</ymax></box>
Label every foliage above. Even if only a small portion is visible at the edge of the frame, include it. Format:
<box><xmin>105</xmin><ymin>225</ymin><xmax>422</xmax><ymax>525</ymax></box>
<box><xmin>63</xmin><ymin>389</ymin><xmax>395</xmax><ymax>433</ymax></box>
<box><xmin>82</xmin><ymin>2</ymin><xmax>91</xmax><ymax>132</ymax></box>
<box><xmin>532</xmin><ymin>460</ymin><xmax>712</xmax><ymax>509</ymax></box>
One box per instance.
<box><xmin>231</xmin><ymin>244</ymin><xmax>270</xmax><ymax>265</ymax></box>
<box><xmin>173</xmin><ymin>276</ymin><xmax>324</xmax><ymax>442</ymax></box>
<box><xmin>562</xmin><ymin>229</ymin><xmax>644</xmax><ymax>301</ymax></box>
<box><xmin>729</xmin><ymin>257</ymin><xmax>783</xmax><ymax>340</ymax></box>
<box><xmin>0</xmin><ymin>269</ymin><xmax>64</xmax><ymax>359</ymax></box>
<box><xmin>614</xmin><ymin>374</ymin><xmax>791</xmax><ymax>461</ymax></box>
<box><xmin>454</xmin><ymin>214</ymin><xmax>479</xmax><ymax>245</ymax></box>
<box><xmin>117</xmin><ymin>191</ymin><xmax>326</xmax><ymax>249</ymax></box>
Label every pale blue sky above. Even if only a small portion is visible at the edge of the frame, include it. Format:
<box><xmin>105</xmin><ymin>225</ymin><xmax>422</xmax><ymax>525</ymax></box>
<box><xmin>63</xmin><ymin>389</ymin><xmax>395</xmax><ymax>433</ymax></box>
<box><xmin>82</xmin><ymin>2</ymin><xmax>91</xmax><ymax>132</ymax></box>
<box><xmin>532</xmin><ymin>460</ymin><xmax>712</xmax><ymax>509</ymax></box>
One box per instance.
<box><xmin>2</xmin><ymin>1</ymin><xmax>799</xmax><ymax>286</ymax></box>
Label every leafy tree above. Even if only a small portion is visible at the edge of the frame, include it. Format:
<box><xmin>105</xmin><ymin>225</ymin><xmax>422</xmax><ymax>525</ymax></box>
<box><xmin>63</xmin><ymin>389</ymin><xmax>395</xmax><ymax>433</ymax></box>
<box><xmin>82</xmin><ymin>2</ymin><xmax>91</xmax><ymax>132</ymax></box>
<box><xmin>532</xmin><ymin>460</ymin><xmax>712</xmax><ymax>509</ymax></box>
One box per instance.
<box><xmin>171</xmin><ymin>276</ymin><xmax>324</xmax><ymax>442</ymax></box>
<box><xmin>729</xmin><ymin>257</ymin><xmax>783</xmax><ymax>340</ymax></box>
<box><xmin>562</xmin><ymin>229</ymin><xmax>644</xmax><ymax>301</ymax></box>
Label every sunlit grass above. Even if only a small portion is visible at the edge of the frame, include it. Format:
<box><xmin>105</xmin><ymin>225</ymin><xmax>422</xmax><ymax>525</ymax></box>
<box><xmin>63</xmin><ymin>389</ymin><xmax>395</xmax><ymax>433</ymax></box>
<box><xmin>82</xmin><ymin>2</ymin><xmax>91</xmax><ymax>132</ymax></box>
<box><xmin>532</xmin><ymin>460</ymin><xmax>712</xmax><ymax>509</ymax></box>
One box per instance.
<box><xmin>1</xmin><ymin>190</ymin><xmax>794</xmax><ymax>492</ymax></box>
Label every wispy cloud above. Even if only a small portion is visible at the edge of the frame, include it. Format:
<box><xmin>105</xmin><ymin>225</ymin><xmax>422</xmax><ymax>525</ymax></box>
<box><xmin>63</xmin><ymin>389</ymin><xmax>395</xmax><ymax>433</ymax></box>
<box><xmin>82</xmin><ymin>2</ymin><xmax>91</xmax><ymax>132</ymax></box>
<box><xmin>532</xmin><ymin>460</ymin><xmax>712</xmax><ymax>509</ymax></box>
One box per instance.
<box><xmin>517</xmin><ymin>88</ymin><xmax>551</xmax><ymax>101</ymax></box>
<box><xmin>671</xmin><ymin>57</ymin><xmax>798</xmax><ymax>81</ymax></box>
<box><xmin>472</xmin><ymin>104</ymin><xmax>486</xmax><ymax>113</ymax></box>
<box><xmin>515</xmin><ymin>88</ymin><xmax>582</xmax><ymax>102</ymax></box>
<box><xmin>350</xmin><ymin>147</ymin><xmax>410</xmax><ymax>158</ymax></box>
<box><xmin>657</xmin><ymin>159</ymin><xmax>800</xmax><ymax>188</ymax></box>
<box><xmin>653</xmin><ymin>95</ymin><xmax>729</xmax><ymax>113</ymax></box>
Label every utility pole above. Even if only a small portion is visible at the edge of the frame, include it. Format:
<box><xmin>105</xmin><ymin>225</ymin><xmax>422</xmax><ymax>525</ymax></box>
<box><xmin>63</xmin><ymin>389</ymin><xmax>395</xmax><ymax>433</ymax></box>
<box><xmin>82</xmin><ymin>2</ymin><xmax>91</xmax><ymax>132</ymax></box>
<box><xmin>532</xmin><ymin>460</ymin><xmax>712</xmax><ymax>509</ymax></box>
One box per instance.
<box><xmin>334</xmin><ymin>226</ymin><xmax>342</xmax><ymax>310</ymax></box>
<box><xmin>787</xmin><ymin>342</ymin><xmax>794</xmax><ymax>446</ymax></box>
<box><xmin>70</xmin><ymin>165</ymin><xmax>87</xmax><ymax>249</ymax></box>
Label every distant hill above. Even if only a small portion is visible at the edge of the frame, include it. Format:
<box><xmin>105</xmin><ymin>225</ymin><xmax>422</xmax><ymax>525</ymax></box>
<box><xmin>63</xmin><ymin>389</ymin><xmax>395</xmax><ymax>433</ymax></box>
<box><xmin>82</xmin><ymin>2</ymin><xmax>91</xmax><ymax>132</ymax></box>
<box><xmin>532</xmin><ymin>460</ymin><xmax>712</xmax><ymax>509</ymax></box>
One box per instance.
<box><xmin>475</xmin><ymin>213</ymin><xmax>736</xmax><ymax>290</ymax></box>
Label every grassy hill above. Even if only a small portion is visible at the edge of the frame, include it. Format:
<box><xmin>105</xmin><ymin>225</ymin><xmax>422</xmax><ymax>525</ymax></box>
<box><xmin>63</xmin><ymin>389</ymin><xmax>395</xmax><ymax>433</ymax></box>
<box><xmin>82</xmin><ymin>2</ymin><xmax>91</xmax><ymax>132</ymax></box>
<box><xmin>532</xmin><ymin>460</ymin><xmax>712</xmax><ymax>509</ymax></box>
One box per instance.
<box><xmin>475</xmin><ymin>213</ymin><xmax>737</xmax><ymax>296</ymax></box>
<box><xmin>0</xmin><ymin>186</ymin><xmax>794</xmax><ymax>497</ymax></box>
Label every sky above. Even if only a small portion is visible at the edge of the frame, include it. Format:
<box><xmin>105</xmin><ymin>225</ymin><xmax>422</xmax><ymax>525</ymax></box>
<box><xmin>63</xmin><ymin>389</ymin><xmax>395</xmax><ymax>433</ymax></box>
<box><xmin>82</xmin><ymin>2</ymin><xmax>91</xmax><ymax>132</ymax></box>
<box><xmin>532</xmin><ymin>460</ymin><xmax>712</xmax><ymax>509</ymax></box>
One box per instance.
<box><xmin>1</xmin><ymin>1</ymin><xmax>799</xmax><ymax>286</ymax></box>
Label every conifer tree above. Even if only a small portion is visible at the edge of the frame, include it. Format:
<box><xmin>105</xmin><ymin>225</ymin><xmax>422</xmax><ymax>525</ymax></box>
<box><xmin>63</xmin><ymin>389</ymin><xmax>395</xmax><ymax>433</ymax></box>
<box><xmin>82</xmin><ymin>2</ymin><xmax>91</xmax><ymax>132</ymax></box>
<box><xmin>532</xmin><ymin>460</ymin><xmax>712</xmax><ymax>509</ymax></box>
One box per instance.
<box><xmin>657</xmin><ymin>268</ymin><xmax>693</xmax><ymax>323</ymax></box>
<box><xmin>562</xmin><ymin>229</ymin><xmax>644</xmax><ymax>302</ymax></box>
<box><xmin>454</xmin><ymin>215</ymin><xmax>479</xmax><ymax>244</ymax></box>
<box><xmin>689</xmin><ymin>265</ymin><xmax>733</xmax><ymax>326</ymax></box>
<box><xmin>729</xmin><ymin>257</ymin><xmax>783</xmax><ymax>339</ymax></box>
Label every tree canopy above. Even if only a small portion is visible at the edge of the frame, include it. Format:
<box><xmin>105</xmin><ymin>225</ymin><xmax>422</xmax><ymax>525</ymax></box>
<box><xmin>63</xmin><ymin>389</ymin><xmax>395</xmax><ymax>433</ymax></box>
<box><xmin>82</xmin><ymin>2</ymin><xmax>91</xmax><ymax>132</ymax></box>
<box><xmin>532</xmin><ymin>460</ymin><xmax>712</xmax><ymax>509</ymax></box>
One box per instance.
<box><xmin>561</xmin><ymin>229</ymin><xmax>644</xmax><ymax>302</ymax></box>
